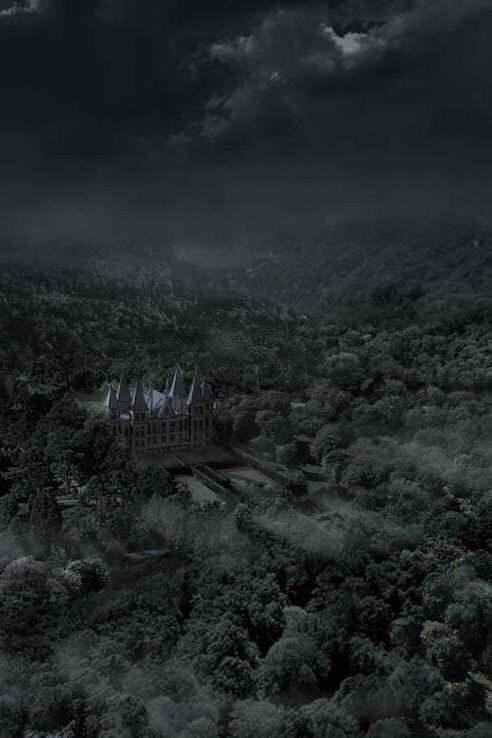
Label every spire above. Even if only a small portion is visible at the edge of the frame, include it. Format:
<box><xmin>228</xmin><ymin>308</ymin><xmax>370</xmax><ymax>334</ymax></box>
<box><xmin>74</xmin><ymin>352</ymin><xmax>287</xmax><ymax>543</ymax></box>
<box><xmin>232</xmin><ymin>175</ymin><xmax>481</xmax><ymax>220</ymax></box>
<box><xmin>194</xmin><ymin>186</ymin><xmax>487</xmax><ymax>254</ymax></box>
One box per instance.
<box><xmin>116</xmin><ymin>375</ymin><xmax>132</xmax><ymax>407</ymax></box>
<box><xmin>103</xmin><ymin>385</ymin><xmax>118</xmax><ymax>410</ymax></box>
<box><xmin>187</xmin><ymin>371</ymin><xmax>203</xmax><ymax>405</ymax></box>
<box><xmin>201</xmin><ymin>379</ymin><xmax>213</xmax><ymax>402</ymax></box>
<box><xmin>164</xmin><ymin>372</ymin><xmax>171</xmax><ymax>395</ymax></box>
<box><xmin>131</xmin><ymin>381</ymin><xmax>148</xmax><ymax>412</ymax></box>
<box><xmin>168</xmin><ymin>363</ymin><xmax>187</xmax><ymax>398</ymax></box>
<box><xmin>148</xmin><ymin>376</ymin><xmax>154</xmax><ymax>412</ymax></box>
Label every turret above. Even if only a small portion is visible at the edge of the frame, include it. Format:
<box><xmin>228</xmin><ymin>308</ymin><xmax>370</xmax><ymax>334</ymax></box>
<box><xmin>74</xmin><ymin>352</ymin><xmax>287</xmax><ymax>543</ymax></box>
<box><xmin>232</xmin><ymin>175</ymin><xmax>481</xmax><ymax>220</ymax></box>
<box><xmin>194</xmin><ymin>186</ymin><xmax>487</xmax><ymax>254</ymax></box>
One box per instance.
<box><xmin>103</xmin><ymin>385</ymin><xmax>119</xmax><ymax>422</ymax></box>
<box><xmin>116</xmin><ymin>375</ymin><xmax>132</xmax><ymax>411</ymax></box>
<box><xmin>187</xmin><ymin>371</ymin><xmax>202</xmax><ymax>406</ymax></box>
<box><xmin>148</xmin><ymin>377</ymin><xmax>154</xmax><ymax>413</ymax></box>
<box><xmin>201</xmin><ymin>379</ymin><xmax>214</xmax><ymax>444</ymax></box>
<box><xmin>167</xmin><ymin>364</ymin><xmax>186</xmax><ymax>414</ymax></box>
<box><xmin>168</xmin><ymin>363</ymin><xmax>187</xmax><ymax>399</ymax></box>
<box><xmin>131</xmin><ymin>380</ymin><xmax>148</xmax><ymax>421</ymax></box>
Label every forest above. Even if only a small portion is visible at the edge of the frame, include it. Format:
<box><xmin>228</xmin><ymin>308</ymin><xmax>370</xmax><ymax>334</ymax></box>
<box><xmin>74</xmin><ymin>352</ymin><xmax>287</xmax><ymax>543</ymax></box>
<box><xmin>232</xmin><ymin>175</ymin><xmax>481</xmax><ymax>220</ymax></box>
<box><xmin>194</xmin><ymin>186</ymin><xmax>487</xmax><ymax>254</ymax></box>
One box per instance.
<box><xmin>1</xmin><ymin>221</ymin><xmax>492</xmax><ymax>737</ymax></box>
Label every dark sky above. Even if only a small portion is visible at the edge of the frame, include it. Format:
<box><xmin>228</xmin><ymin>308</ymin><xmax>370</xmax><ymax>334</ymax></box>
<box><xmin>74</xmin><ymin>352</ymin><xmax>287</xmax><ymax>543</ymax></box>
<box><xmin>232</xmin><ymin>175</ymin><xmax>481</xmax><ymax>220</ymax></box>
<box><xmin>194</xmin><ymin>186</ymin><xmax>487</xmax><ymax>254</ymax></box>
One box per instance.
<box><xmin>1</xmin><ymin>0</ymin><xmax>492</xmax><ymax>248</ymax></box>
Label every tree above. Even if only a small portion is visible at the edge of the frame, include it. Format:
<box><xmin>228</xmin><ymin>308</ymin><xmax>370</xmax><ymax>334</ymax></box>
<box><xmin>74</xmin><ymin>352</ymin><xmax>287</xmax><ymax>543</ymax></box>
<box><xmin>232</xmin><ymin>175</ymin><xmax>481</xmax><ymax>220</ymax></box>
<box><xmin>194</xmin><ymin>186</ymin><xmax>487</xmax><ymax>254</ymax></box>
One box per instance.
<box><xmin>324</xmin><ymin>352</ymin><xmax>366</xmax><ymax>391</ymax></box>
<box><xmin>446</xmin><ymin>581</ymin><xmax>492</xmax><ymax>656</ymax></box>
<box><xmin>230</xmin><ymin>700</ymin><xmax>284</xmax><ymax>738</ymax></box>
<box><xmin>29</xmin><ymin>488</ymin><xmax>62</xmax><ymax>543</ymax></box>
<box><xmin>420</xmin><ymin>621</ymin><xmax>470</xmax><ymax>681</ymax></box>
<box><xmin>0</xmin><ymin>694</ymin><xmax>23</xmax><ymax>738</ymax></box>
<box><xmin>312</xmin><ymin>425</ymin><xmax>342</xmax><ymax>463</ymax></box>
<box><xmin>366</xmin><ymin>718</ymin><xmax>411</xmax><ymax>738</ymax></box>
<box><xmin>56</xmin><ymin>559</ymin><xmax>108</xmax><ymax>595</ymax></box>
<box><xmin>258</xmin><ymin>633</ymin><xmax>329</xmax><ymax>696</ymax></box>
<box><xmin>297</xmin><ymin>699</ymin><xmax>359</xmax><ymax>738</ymax></box>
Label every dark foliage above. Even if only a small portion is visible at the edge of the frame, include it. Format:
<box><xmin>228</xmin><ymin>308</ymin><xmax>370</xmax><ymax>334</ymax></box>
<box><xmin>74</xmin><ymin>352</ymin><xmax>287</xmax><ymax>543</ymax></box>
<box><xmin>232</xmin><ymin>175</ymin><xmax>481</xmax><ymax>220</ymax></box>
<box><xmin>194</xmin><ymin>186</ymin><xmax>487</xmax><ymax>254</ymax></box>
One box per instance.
<box><xmin>0</xmin><ymin>239</ymin><xmax>491</xmax><ymax>737</ymax></box>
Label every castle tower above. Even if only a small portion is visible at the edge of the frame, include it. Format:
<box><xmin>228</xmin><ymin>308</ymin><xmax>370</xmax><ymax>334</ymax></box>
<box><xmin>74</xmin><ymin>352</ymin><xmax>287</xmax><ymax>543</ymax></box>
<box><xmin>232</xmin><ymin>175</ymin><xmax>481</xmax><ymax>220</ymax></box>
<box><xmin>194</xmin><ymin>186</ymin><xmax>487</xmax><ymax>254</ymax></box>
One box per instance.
<box><xmin>116</xmin><ymin>375</ymin><xmax>132</xmax><ymax>411</ymax></box>
<box><xmin>168</xmin><ymin>363</ymin><xmax>187</xmax><ymax>416</ymax></box>
<box><xmin>103</xmin><ymin>385</ymin><xmax>119</xmax><ymax>436</ymax></box>
<box><xmin>201</xmin><ymin>378</ymin><xmax>214</xmax><ymax>444</ymax></box>
<box><xmin>187</xmin><ymin>371</ymin><xmax>205</xmax><ymax>448</ymax></box>
<box><xmin>148</xmin><ymin>377</ymin><xmax>154</xmax><ymax>413</ymax></box>
<box><xmin>131</xmin><ymin>380</ymin><xmax>148</xmax><ymax>454</ymax></box>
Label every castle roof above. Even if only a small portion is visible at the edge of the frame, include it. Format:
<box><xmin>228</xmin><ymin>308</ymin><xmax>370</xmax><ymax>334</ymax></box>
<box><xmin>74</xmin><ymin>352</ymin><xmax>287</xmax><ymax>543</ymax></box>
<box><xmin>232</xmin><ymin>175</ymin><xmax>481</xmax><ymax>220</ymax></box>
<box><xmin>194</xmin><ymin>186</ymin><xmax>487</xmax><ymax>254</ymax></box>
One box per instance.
<box><xmin>116</xmin><ymin>375</ymin><xmax>132</xmax><ymax>407</ymax></box>
<box><xmin>148</xmin><ymin>380</ymin><xmax>154</xmax><ymax>412</ymax></box>
<box><xmin>131</xmin><ymin>381</ymin><xmax>148</xmax><ymax>412</ymax></box>
<box><xmin>147</xmin><ymin>389</ymin><xmax>165</xmax><ymax>416</ymax></box>
<box><xmin>103</xmin><ymin>385</ymin><xmax>119</xmax><ymax>410</ymax></box>
<box><xmin>187</xmin><ymin>371</ymin><xmax>203</xmax><ymax>405</ymax></box>
<box><xmin>105</xmin><ymin>366</ymin><xmax>212</xmax><ymax>421</ymax></box>
<box><xmin>168</xmin><ymin>364</ymin><xmax>187</xmax><ymax>398</ymax></box>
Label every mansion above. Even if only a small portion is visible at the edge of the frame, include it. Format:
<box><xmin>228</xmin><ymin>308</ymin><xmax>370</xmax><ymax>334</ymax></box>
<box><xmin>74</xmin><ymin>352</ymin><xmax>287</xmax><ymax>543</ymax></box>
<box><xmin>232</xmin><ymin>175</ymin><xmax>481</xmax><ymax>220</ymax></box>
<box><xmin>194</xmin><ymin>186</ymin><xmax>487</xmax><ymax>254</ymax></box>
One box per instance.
<box><xmin>103</xmin><ymin>364</ymin><xmax>214</xmax><ymax>455</ymax></box>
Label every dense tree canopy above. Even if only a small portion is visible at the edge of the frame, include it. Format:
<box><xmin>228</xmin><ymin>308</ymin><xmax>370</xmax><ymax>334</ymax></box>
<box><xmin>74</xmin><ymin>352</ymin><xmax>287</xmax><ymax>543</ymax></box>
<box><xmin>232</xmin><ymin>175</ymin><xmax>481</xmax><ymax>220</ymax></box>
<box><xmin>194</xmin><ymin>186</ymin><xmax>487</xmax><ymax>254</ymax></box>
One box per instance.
<box><xmin>0</xmin><ymin>246</ymin><xmax>491</xmax><ymax>737</ymax></box>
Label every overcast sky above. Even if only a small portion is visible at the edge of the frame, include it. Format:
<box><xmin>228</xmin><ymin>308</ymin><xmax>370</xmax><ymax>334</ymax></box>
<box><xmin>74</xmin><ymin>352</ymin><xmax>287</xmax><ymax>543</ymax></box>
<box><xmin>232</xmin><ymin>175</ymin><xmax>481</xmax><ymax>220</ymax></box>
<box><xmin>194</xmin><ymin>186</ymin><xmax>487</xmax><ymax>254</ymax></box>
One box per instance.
<box><xmin>1</xmin><ymin>0</ymin><xmax>492</xmax><ymax>248</ymax></box>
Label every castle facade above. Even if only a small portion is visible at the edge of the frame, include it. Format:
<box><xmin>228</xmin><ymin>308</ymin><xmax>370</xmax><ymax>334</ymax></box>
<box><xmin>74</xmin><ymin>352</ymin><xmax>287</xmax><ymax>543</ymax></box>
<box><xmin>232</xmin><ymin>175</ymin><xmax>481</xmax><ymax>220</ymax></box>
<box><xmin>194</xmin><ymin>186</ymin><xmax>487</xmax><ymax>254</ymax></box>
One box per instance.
<box><xmin>102</xmin><ymin>364</ymin><xmax>214</xmax><ymax>455</ymax></box>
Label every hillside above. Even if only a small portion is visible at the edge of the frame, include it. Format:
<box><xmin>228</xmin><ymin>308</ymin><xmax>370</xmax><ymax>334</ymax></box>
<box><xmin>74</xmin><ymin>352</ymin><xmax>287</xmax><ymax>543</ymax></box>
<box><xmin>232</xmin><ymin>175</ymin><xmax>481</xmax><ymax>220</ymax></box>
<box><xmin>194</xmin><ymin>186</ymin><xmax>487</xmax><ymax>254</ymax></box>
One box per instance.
<box><xmin>206</xmin><ymin>220</ymin><xmax>492</xmax><ymax>323</ymax></box>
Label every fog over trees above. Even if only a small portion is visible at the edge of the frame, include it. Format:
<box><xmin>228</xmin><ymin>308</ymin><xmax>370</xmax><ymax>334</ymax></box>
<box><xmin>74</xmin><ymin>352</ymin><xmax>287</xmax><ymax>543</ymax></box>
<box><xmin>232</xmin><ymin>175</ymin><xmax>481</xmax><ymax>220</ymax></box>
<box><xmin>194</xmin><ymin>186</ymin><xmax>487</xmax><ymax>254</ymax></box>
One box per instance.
<box><xmin>0</xmin><ymin>220</ymin><xmax>492</xmax><ymax>736</ymax></box>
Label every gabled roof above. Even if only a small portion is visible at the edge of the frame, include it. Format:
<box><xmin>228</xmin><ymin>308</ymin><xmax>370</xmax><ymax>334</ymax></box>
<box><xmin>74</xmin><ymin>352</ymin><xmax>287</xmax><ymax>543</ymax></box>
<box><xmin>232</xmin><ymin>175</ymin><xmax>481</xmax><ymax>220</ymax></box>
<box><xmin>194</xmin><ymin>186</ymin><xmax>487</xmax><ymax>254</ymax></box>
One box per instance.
<box><xmin>187</xmin><ymin>371</ymin><xmax>203</xmax><ymax>405</ymax></box>
<box><xmin>116</xmin><ymin>375</ymin><xmax>132</xmax><ymax>406</ymax></box>
<box><xmin>131</xmin><ymin>381</ymin><xmax>148</xmax><ymax>412</ymax></box>
<box><xmin>168</xmin><ymin>364</ymin><xmax>187</xmax><ymax>398</ymax></box>
<box><xmin>103</xmin><ymin>385</ymin><xmax>119</xmax><ymax>410</ymax></box>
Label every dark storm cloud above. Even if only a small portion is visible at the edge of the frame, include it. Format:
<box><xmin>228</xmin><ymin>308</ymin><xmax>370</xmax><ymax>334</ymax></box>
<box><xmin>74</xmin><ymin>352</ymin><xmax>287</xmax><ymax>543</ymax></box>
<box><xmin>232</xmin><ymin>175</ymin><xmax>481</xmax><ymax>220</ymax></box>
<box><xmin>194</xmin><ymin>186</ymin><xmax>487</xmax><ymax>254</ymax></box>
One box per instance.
<box><xmin>1</xmin><ymin>0</ymin><xmax>492</xmax><ymax>245</ymax></box>
<box><xmin>0</xmin><ymin>0</ymin><xmax>443</xmax><ymax>162</ymax></box>
<box><xmin>192</xmin><ymin>0</ymin><xmax>492</xmax><ymax>158</ymax></box>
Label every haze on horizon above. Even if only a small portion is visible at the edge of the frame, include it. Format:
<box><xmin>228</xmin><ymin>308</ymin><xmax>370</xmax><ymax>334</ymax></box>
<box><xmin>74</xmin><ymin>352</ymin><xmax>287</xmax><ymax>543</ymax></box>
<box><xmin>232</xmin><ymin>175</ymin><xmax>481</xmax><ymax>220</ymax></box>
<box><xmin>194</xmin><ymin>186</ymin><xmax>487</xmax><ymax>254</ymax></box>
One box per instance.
<box><xmin>1</xmin><ymin>0</ymin><xmax>492</xmax><ymax>250</ymax></box>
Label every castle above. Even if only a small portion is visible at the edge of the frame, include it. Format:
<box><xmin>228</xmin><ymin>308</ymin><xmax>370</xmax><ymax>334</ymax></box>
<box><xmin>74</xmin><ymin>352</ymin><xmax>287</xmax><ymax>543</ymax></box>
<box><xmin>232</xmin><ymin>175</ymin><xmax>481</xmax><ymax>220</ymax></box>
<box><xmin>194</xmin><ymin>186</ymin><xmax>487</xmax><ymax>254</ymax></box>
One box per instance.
<box><xmin>102</xmin><ymin>364</ymin><xmax>214</xmax><ymax>455</ymax></box>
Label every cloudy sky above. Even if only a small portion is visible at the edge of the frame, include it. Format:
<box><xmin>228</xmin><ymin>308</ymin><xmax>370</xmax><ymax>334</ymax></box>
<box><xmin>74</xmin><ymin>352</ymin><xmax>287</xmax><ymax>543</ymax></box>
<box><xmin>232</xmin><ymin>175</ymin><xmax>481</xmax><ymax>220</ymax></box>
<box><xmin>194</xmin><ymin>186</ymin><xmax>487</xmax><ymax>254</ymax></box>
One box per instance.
<box><xmin>1</xmin><ymin>0</ymin><xmax>492</xmax><ymax>247</ymax></box>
